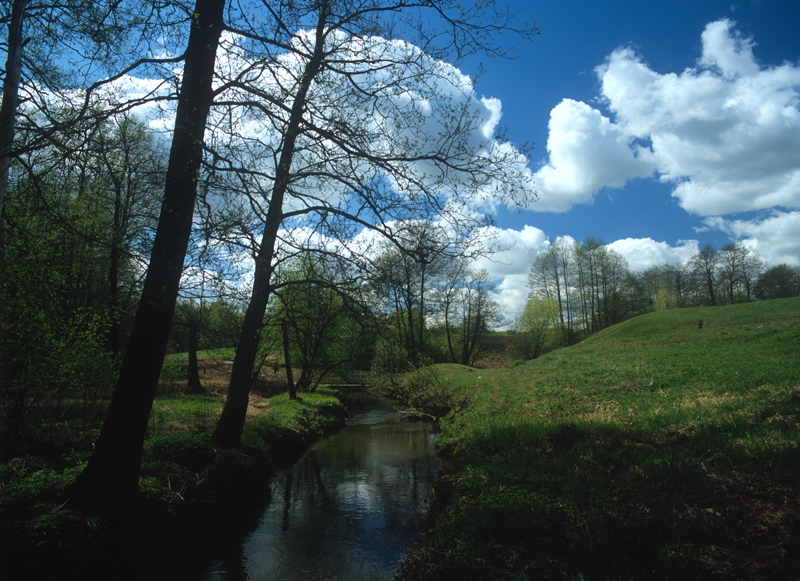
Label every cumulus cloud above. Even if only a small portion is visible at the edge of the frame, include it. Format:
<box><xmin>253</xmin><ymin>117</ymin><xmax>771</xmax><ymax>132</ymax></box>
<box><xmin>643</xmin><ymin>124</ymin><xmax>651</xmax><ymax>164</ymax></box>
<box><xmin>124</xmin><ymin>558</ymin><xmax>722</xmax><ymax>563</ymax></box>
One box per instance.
<box><xmin>607</xmin><ymin>238</ymin><xmax>699</xmax><ymax>272</ymax></box>
<box><xmin>534</xmin><ymin>18</ymin><xmax>800</xmax><ymax>217</ymax></box>
<box><xmin>533</xmin><ymin>99</ymin><xmax>655</xmax><ymax>212</ymax></box>
<box><xmin>466</xmin><ymin>225</ymin><xmax>548</xmax><ymax>321</ymax></box>
<box><xmin>702</xmin><ymin>211</ymin><xmax>800</xmax><ymax>266</ymax></box>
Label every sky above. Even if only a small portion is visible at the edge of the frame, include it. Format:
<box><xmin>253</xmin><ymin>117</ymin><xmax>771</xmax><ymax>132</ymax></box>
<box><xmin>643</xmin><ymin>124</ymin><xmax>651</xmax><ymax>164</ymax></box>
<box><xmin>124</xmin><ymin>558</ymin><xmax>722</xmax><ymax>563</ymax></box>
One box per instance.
<box><xmin>54</xmin><ymin>0</ymin><xmax>799</xmax><ymax>323</ymax></box>
<box><xmin>452</xmin><ymin>0</ymin><xmax>800</xmax><ymax>319</ymax></box>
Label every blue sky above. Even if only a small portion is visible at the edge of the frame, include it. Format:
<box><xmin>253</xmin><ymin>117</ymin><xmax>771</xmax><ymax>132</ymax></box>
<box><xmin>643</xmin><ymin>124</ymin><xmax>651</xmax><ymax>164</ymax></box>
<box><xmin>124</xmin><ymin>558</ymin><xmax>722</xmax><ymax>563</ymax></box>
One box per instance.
<box><xmin>454</xmin><ymin>0</ymin><xmax>800</xmax><ymax>315</ymax></box>
<box><xmin>62</xmin><ymin>0</ymin><xmax>798</xmax><ymax>320</ymax></box>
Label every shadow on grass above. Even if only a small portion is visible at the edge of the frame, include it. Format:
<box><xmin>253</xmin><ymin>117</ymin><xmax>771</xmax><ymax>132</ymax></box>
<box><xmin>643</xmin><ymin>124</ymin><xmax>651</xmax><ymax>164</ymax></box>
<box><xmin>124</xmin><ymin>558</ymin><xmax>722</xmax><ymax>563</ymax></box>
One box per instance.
<box><xmin>406</xmin><ymin>414</ymin><xmax>800</xmax><ymax>581</ymax></box>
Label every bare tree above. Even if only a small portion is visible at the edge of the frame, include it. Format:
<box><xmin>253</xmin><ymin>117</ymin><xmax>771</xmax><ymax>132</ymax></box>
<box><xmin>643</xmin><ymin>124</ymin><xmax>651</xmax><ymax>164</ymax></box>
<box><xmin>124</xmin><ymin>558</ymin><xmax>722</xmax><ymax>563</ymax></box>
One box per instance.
<box><xmin>690</xmin><ymin>244</ymin><xmax>719</xmax><ymax>306</ymax></box>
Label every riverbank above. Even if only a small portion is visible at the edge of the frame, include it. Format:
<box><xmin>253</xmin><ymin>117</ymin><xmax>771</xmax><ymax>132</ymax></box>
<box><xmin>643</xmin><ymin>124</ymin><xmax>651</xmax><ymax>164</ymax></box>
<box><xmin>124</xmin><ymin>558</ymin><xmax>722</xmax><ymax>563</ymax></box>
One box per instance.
<box><xmin>0</xmin><ymin>388</ymin><xmax>347</xmax><ymax>579</ymax></box>
<box><xmin>398</xmin><ymin>298</ymin><xmax>800</xmax><ymax>581</ymax></box>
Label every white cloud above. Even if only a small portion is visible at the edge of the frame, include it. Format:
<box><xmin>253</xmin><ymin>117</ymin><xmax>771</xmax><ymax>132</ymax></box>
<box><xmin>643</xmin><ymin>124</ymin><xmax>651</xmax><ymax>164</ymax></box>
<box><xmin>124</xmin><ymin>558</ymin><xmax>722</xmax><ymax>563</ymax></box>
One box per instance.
<box><xmin>607</xmin><ymin>238</ymin><xmax>699</xmax><ymax>272</ymax></box>
<box><xmin>470</xmin><ymin>224</ymin><xmax>548</xmax><ymax>278</ymax></box>
<box><xmin>533</xmin><ymin>99</ymin><xmax>655</xmax><ymax>212</ymax></box>
<box><xmin>699</xmin><ymin>18</ymin><xmax>760</xmax><ymax>79</ymax></box>
<box><xmin>702</xmin><ymin>211</ymin><xmax>800</xmax><ymax>266</ymax></box>
<box><xmin>467</xmin><ymin>225</ymin><xmax>548</xmax><ymax>323</ymax></box>
<box><xmin>533</xmin><ymin>18</ymin><xmax>800</xmax><ymax>218</ymax></box>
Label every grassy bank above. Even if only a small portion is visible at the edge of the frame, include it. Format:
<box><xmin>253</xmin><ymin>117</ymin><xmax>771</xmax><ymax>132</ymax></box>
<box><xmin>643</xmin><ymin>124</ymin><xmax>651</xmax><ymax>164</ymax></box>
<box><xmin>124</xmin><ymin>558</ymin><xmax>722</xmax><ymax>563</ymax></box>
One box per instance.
<box><xmin>0</xmin><ymin>387</ymin><xmax>346</xmax><ymax>576</ymax></box>
<box><xmin>399</xmin><ymin>298</ymin><xmax>800</xmax><ymax>581</ymax></box>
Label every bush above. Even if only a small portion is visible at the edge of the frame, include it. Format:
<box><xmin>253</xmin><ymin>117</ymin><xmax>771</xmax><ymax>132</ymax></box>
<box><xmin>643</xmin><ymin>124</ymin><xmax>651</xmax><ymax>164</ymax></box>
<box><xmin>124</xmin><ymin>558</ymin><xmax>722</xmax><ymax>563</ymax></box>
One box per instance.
<box><xmin>383</xmin><ymin>365</ymin><xmax>459</xmax><ymax>420</ymax></box>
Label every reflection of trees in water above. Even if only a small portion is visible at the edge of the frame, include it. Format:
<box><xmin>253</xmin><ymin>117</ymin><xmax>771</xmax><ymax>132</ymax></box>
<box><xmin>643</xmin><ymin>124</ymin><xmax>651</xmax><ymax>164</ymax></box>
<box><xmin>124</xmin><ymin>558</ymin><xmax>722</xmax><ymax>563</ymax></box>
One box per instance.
<box><xmin>233</xmin><ymin>412</ymin><xmax>439</xmax><ymax>580</ymax></box>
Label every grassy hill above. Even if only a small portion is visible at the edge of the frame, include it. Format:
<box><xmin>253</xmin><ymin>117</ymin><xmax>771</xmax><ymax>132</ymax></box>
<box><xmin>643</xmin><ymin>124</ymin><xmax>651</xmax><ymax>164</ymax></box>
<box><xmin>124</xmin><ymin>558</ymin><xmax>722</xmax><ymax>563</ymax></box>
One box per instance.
<box><xmin>399</xmin><ymin>298</ymin><xmax>800</xmax><ymax>581</ymax></box>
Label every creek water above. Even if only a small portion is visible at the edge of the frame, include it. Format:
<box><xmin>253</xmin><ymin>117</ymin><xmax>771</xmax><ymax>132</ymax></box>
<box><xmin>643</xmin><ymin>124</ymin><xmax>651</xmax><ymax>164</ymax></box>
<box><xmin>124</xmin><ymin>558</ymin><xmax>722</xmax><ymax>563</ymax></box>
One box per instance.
<box><xmin>202</xmin><ymin>397</ymin><xmax>440</xmax><ymax>581</ymax></box>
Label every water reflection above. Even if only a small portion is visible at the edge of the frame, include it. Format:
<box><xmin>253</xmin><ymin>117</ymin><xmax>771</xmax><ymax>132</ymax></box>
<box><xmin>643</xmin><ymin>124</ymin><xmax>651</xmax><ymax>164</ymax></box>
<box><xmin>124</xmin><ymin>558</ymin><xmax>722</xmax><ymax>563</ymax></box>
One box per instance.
<box><xmin>205</xmin><ymin>401</ymin><xmax>439</xmax><ymax>581</ymax></box>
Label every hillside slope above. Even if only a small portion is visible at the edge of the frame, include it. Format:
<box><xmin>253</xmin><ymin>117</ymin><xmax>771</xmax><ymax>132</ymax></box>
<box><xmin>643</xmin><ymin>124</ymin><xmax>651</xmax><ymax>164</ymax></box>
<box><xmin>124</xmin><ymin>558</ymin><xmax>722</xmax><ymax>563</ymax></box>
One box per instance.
<box><xmin>400</xmin><ymin>298</ymin><xmax>800</xmax><ymax>581</ymax></box>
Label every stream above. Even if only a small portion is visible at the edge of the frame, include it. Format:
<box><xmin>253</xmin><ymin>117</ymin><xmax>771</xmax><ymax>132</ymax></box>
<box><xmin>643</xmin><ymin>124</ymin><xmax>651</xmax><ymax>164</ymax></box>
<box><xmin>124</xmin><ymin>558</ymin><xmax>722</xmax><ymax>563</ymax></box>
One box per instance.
<box><xmin>201</xmin><ymin>397</ymin><xmax>440</xmax><ymax>581</ymax></box>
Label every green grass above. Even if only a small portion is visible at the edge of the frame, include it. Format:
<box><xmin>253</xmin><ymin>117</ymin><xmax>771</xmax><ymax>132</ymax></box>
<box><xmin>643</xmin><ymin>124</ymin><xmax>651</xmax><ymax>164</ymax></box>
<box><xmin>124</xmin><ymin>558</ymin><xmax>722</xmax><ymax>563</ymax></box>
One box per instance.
<box><xmin>147</xmin><ymin>394</ymin><xmax>223</xmax><ymax>436</ymax></box>
<box><xmin>1</xmin><ymin>385</ymin><xmax>346</xmax><ymax>557</ymax></box>
<box><xmin>399</xmin><ymin>298</ymin><xmax>800</xmax><ymax>581</ymax></box>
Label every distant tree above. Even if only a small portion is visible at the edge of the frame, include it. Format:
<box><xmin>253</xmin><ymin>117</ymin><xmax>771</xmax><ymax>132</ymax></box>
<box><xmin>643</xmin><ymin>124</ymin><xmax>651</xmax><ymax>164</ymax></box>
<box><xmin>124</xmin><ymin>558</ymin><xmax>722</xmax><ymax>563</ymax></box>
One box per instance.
<box><xmin>444</xmin><ymin>268</ymin><xmax>499</xmax><ymax>366</ymax></box>
<box><xmin>662</xmin><ymin>262</ymin><xmax>691</xmax><ymax>308</ymax></box>
<box><xmin>689</xmin><ymin>244</ymin><xmax>719</xmax><ymax>306</ymax></box>
<box><xmin>740</xmin><ymin>252</ymin><xmax>765</xmax><ymax>302</ymax></box>
<box><xmin>516</xmin><ymin>295</ymin><xmax>559</xmax><ymax>360</ymax></box>
<box><xmin>573</xmin><ymin>236</ymin><xmax>604</xmax><ymax>335</ymax></box>
<box><xmin>718</xmin><ymin>243</ymin><xmax>751</xmax><ymax>304</ymax></box>
<box><xmin>172</xmin><ymin>300</ymin><xmax>206</xmax><ymax>393</ymax></box>
<box><xmin>754</xmin><ymin>264</ymin><xmax>800</xmax><ymax>300</ymax></box>
<box><xmin>271</xmin><ymin>254</ymin><xmax>371</xmax><ymax>391</ymax></box>
<box><xmin>528</xmin><ymin>238</ymin><xmax>574</xmax><ymax>343</ymax></box>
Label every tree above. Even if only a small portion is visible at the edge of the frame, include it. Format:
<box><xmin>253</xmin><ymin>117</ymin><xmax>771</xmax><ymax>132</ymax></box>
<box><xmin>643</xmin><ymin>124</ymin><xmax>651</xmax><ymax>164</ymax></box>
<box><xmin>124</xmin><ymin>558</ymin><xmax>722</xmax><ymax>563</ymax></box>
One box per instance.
<box><xmin>0</xmin><ymin>0</ymin><xmax>26</xmax><ymax>218</ymax></box>
<box><xmin>271</xmin><ymin>254</ymin><xmax>372</xmax><ymax>392</ymax></box>
<box><xmin>0</xmin><ymin>109</ymin><xmax>163</xmax><ymax>443</ymax></box>
<box><xmin>689</xmin><ymin>244</ymin><xmax>719</xmax><ymax>306</ymax></box>
<box><xmin>0</xmin><ymin>0</ymin><xmax>189</xmax><ymax>218</ymax></box>
<box><xmin>573</xmin><ymin>236</ymin><xmax>603</xmax><ymax>335</ymax></box>
<box><xmin>718</xmin><ymin>243</ymin><xmax>751</xmax><ymax>304</ymax></box>
<box><xmin>368</xmin><ymin>222</ymin><xmax>457</xmax><ymax>365</ymax></box>
<box><xmin>528</xmin><ymin>237</ymin><xmax>575</xmax><ymax>343</ymax></box>
<box><xmin>71</xmin><ymin>0</ymin><xmax>226</xmax><ymax>502</ymax></box>
<box><xmin>754</xmin><ymin>264</ymin><xmax>800</xmax><ymax>300</ymax></box>
<box><xmin>516</xmin><ymin>295</ymin><xmax>559</xmax><ymax>360</ymax></box>
<box><xmin>451</xmin><ymin>268</ymin><xmax>499</xmax><ymax>366</ymax></box>
<box><xmin>210</xmin><ymin>0</ymin><xmax>537</xmax><ymax>447</ymax></box>
<box><xmin>0</xmin><ymin>176</ymin><xmax>116</xmax><ymax>438</ymax></box>
<box><xmin>662</xmin><ymin>262</ymin><xmax>691</xmax><ymax>309</ymax></box>
<box><xmin>173</xmin><ymin>300</ymin><xmax>206</xmax><ymax>393</ymax></box>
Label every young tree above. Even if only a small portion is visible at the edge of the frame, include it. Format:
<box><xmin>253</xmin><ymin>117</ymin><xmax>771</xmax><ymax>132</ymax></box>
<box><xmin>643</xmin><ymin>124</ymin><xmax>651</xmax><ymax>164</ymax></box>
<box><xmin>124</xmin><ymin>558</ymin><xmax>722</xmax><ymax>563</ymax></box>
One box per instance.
<box><xmin>516</xmin><ymin>295</ymin><xmax>559</xmax><ymax>360</ymax></box>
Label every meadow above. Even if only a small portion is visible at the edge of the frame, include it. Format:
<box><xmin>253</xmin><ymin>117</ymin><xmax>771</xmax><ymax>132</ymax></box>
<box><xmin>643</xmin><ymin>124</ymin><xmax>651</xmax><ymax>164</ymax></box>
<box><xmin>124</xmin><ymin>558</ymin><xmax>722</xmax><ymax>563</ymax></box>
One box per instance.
<box><xmin>398</xmin><ymin>298</ymin><xmax>800</xmax><ymax>580</ymax></box>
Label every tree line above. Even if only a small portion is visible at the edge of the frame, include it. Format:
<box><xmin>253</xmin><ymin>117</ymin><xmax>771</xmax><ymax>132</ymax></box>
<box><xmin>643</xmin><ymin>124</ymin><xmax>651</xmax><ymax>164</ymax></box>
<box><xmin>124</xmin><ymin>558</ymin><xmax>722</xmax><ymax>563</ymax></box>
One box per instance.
<box><xmin>519</xmin><ymin>236</ymin><xmax>800</xmax><ymax>358</ymax></box>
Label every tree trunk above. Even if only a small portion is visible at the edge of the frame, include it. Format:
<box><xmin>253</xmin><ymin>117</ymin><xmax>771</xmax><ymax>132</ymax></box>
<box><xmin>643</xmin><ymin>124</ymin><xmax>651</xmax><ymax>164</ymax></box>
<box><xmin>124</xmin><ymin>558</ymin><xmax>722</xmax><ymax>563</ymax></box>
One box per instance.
<box><xmin>213</xmin><ymin>3</ymin><xmax>329</xmax><ymax>448</ymax></box>
<box><xmin>282</xmin><ymin>318</ymin><xmax>297</xmax><ymax>400</ymax></box>
<box><xmin>186</xmin><ymin>320</ymin><xmax>204</xmax><ymax>393</ymax></box>
<box><xmin>0</xmin><ymin>0</ymin><xmax>27</xmax><ymax>219</ymax></box>
<box><xmin>70</xmin><ymin>0</ymin><xmax>225</xmax><ymax>503</ymax></box>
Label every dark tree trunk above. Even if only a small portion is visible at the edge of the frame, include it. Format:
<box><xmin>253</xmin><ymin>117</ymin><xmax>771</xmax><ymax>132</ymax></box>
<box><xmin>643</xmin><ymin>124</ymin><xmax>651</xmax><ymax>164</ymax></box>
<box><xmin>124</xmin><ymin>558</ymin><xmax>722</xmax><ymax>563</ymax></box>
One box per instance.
<box><xmin>282</xmin><ymin>318</ymin><xmax>297</xmax><ymax>400</ymax></box>
<box><xmin>186</xmin><ymin>321</ymin><xmax>204</xmax><ymax>393</ymax></box>
<box><xmin>0</xmin><ymin>0</ymin><xmax>27</xmax><ymax>219</ymax></box>
<box><xmin>213</xmin><ymin>3</ymin><xmax>329</xmax><ymax>448</ymax></box>
<box><xmin>70</xmin><ymin>0</ymin><xmax>225</xmax><ymax>503</ymax></box>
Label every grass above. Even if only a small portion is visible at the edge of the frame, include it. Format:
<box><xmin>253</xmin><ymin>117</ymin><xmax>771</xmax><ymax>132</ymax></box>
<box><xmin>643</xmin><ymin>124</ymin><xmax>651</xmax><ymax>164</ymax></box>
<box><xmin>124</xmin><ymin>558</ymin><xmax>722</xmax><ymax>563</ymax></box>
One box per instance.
<box><xmin>398</xmin><ymin>298</ymin><xmax>800</xmax><ymax>581</ymax></box>
<box><xmin>1</xmin><ymin>379</ymin><xmax>346</xmax><ymax>570</ymax></box>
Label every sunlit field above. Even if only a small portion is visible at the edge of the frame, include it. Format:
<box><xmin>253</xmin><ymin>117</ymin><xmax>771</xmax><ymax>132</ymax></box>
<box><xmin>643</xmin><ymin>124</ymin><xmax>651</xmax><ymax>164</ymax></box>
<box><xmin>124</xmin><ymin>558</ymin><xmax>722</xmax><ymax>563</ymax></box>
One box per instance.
<box><xmin>400</xmin><ymin>298</ymin><xmax>800</xmax><ymax>581</ymax></box>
